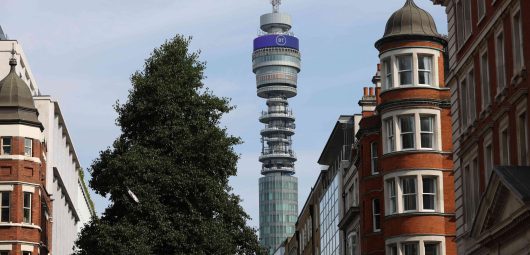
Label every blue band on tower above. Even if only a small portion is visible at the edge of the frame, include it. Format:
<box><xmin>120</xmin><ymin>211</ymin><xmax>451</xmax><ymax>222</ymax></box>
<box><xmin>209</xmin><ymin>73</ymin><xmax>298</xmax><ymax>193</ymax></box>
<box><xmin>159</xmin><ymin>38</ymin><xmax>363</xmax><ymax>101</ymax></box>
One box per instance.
<box><xmin>254</xmin><ymin>34</ymin><xmax>299</xmax><ymax>50</ymax></box>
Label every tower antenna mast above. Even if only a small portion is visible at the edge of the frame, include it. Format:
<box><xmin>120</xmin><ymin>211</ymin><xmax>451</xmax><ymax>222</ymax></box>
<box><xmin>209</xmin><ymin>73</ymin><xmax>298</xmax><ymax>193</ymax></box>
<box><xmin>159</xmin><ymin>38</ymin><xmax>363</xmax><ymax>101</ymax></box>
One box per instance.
<box><xmin>271</xmin><ymin>0</ymin><xmax>281</xmax><ymax>13</ymax></box>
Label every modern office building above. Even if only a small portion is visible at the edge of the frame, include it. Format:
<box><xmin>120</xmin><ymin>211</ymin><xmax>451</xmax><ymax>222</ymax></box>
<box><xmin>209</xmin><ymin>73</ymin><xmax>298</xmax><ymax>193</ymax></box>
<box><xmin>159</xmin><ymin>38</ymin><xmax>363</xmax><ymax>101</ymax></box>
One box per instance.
<box><xmin>0</xmin><ymin>27</ymin><xmax>95</xmax><ymax>255</ymax></box>
<box><xmin>253</xmin><ymin>1</ymin><xmax>300</xmax><ymax>252</ymax></box>
<box><xmin>432</xmin><ymin>0</ymin><xmax>530</xmax><ymax>254</ymax></box>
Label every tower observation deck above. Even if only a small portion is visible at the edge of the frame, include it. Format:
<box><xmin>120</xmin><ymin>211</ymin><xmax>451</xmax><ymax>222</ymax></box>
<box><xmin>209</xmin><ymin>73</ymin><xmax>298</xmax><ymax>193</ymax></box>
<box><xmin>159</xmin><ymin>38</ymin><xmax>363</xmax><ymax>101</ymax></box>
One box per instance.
<box><xmin>253</xmin><ymin>0</ymin><xmax>299</xmax><ymax>252</ymax></box>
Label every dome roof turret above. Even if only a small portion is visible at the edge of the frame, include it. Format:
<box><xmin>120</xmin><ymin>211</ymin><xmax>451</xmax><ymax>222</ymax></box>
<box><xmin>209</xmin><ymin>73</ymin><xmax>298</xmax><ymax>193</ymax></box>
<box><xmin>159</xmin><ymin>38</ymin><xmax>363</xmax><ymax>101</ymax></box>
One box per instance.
<box><xmin>376</xmin><ymin>0</ymin><xmax>446</xmax><ymax>49</ymax></box>
<box><xmin>0</xmin><ymin>53</ymin><xmax>42</xmax><ymax>129</ymax></box>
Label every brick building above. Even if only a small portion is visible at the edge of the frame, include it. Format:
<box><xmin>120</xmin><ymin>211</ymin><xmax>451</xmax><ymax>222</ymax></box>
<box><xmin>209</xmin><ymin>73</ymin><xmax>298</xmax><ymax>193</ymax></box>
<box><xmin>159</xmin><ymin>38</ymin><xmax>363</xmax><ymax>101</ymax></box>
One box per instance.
<box><xmin>0</xmin><ymin>52</ymin><xmax>52</xmax><ymax>254</ymax></box>
<box><xmin>431</xmin><ymin>0</ymin><xmax>530</xmax><ymax>254</ymax></box>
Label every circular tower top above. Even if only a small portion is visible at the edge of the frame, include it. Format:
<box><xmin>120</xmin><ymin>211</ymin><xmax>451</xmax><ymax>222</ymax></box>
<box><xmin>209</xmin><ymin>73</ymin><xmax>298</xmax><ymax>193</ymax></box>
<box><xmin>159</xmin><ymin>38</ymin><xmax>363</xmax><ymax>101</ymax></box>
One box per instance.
<box><xmin>375</xmin><ymin>0</ymin><xmax>446</xmax><ymax>49</ymax></box>
<box><xmin>260</xmin><ymin>13</ymin><xmax>292</xmax><ymax>33</ymax></box>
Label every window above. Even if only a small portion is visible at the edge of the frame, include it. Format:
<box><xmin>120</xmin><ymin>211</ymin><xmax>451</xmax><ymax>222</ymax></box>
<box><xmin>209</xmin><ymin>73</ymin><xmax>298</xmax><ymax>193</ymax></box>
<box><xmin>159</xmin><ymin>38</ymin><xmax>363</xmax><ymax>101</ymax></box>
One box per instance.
<box><xmin>1</xmin><ymin>138</ymin><xmax>11</xmax><ymax>155</ymax></box>
<box><xmin>461</xmin><ymin>78</ymin><xmax>469</xmax><ymax>127</ymax></box>
<box><xmin>457</xmin><ymin>0</ymin><xmax>472</xmax><ymax>47</ymax></box>
<box><xmin>418</xmin><ymin>55</ymin><xmax>433</xmax><ymax>85</ymax></box>
<box><xmin>22</xmin><ymin>252</ymin><xmax>31</xmax><ymax>255</ymax></box>
<box><xmin>480</xmin><ymin>51</ymin><xmax>491</xmax><ymax>109</ymax></box>
<box><xmin>383</xmin><ymin>58</ymin><xmax>393</xmax><ymax>89</ymax></box>
<box><xmin>423</xmin><ymin>177</ymin><xmax>437</xmax><ymax>210</ymax></box>
<box><xmin>402</xmin><ymin>177</ymin><xmax>417</xmax><ymax>211</ymax></box>
<box><xmin>0</xmin><ymin>251</ymin><xmax>8</xmax><ymax>255</ymax></box>
<box><xmin>23</xmin><ymin>192</ymin><xmax>31</xmax><ymax>224</ymax></box>
<box><xmin>346</xmin><ymin>233</ymin><xmax>357</xmax><ymax>255</ymax></box>
<box><xmin>24</xmin><ymin>138</ymin><xmax>32</xmax><ymax>157</ymax></box>
<box><xmin>464</xmin><ymin>158</ymin><xmax>480</xmax><ymax>228</ymax></box>
<box><xmin>484</xmin><ymin>144</ymin><xmax>493</xmax><ymax>180</ymax></box>
<box><xmin>512</xmin><ymin>7</ymin><xmax>524</xmax><ymax>73</ymax></box>
<box><xmin>371</xmin><ymin>142</ymin><xmax>378</xmax><ymax>174</ymax></box>
<box><xmin>501</xmin><ymin>128</ymin><xmax>510</xmax><ymax>165</ymax></box>
<box><xmin>372</xmin><ymin>199</ymin><xmax>381</xmax><ymax>232</ymax></box>
<box><xmin>385</xmin><ymin>118</ymin><xmax>395</xmax><ymax>152</ymax></box>
<box><xmin>388</xmin><ymin>179</ymin><xmax>397</xmax><ymax>213</ymax></box>
<box><xmin>496</xmin><ymin>30</ymin><xmax>506</xmax><ymax>92</ymax></box>
<box><xmin>400</xmin><ymin>115</ymin><xmax>415</xmax><ymax>150</ymax></box>
<box><xmin>420</xmin><ymin>115</ymin><xmax>435</xmax><ymax>149</ymax></box>
<box><xmin>388</xmin><ymin>245</ymin><xmax>398</xmax><ymax>255</ymax></box>
<box><xmin>477</xmin><ymin>0</ymin><xmax>485</xmax><ymax>21</ymax></box>
<box><xmin>425</xmin><ymin>243</ymin><xmax>439</xmax><ymax>255</ymax></box>
<box><xmin>518</xmin><ymin>112</ymin><xmax>528</xmax><ymax>165</ymax></box>
<box><xmin>402</xmin><ymin>242</ymin><xmax>418</xmax><ymax>255</ymax></box>
<box><xmin>0</xmin><ymin>192</ymin><xmax>9</xmax><ymax>222</ymax></box>
<box><xmin>397</xmin><ymin>55</ymin><xmax>413</xmax><ymax>85</ymax></box>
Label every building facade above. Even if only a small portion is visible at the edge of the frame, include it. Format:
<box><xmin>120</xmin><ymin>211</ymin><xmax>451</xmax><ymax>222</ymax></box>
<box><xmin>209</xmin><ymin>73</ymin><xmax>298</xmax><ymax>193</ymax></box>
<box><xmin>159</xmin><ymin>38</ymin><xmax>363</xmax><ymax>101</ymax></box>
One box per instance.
<box><xmin>431</xmin><ymin>0</ymin><xmax>530</xmax><ymax>254</ymax></box>
<box><xmin>0</xmin><ymin>51</ymin><xmax>52</xmax><ymax>255</ymax></box>
<box><xmin>355</xmin><ymin>1</ymin><xmax>457</xmax><ymax>254</ymax></box>
<box><xmin>0</xmin><ymin>28</ymin><xmax>94</xmax><ymax>255</ymax></box>
<box><xmin>253</xmin><ymin>1</ymin><xmax>300</xmax><ymax>252</ymax></box>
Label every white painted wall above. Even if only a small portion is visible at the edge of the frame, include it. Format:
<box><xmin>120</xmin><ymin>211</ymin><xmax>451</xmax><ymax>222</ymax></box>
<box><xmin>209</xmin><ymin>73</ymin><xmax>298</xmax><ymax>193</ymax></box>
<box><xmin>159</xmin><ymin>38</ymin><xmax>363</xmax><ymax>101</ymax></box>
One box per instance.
<box><xmin>0</xmin><ymin>40</ymin><xmax>39</xmax><ymax>95</ymax></box>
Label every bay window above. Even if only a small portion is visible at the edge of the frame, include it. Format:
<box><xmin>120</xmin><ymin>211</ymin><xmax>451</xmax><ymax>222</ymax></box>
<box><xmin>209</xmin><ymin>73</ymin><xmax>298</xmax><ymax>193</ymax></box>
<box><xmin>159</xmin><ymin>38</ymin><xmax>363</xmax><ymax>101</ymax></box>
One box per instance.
<box><xmin>400</xmin><ymin>115</ymin><xmax>415</xmax><ymax>150</ymax></box>
<box><xmin>387</xmin><ymin>239</ymin><xmax>444</xmax><ymax>255</ymax></box>
<box><xmin>383</xmin><ymin>110</ymin><xmax>441</xmax><ymax>153</ymax></box>
<box><xmin>385</xmin><ymin>171</ymin><xmax>444</xmax><ymax>215</ymax></box>
<box><xmin>398</xmin><ymin>55</ymin><xmax>413</xmax><ymax>86</ymax></box>
<box><xmin>402</xmin><ymin>177</ymin><xmax>417</xmax><ymax>211</ymax></box>
<box><xmin>418</xmin><ymin>55</ymin><xmax>433</xmax><ymax>85</ymax></box>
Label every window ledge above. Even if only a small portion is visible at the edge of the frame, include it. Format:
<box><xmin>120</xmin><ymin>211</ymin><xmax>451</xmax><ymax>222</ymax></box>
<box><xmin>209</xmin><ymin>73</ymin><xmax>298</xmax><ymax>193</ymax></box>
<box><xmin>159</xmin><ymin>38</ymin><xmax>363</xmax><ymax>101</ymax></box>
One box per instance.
<box><xmin>511</xmin><ymin>66</ymin><xmax>527</xmax><ymax>86</ymax></box>
<box><xmin>0</xmin><ymin>155</ymin><xmax>41</xmax><ymax>163</ymax></box>
<box><xmin>0</xmin><ymin>222</ymin><xmax>41</xmax><ymax>231</ymax></box>
<box><xmin>384</xmin><ymin>212</ymin><xmax>455</xmax><ymax>219</ymax></box>
<box><xmin>380</xmin><ymin>85</ymin><xmax>447</xmax><ymax>95</ymax></box>
<box><xmin>382</xmin><ymin>150</ymin><xmax>450</xmax><ymax>158</ymax></box>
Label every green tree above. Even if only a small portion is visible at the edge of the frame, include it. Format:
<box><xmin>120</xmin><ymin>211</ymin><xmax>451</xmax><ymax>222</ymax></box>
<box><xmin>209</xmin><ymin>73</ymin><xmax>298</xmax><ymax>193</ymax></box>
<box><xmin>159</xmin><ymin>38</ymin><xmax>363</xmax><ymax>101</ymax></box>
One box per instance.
<box><xmin>75</xmin><ymin>35</ymin><xmax>265</xmax><ymax>255</ymax></box>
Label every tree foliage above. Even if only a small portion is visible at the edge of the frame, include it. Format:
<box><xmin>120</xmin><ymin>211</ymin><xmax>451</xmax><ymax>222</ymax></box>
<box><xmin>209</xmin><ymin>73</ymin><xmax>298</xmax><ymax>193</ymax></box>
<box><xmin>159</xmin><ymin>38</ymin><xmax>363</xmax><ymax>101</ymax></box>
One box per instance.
<box><xmin>75</xmin><ymin>35</ymin><xmax>265</xmax><ymax>255</ymax></box>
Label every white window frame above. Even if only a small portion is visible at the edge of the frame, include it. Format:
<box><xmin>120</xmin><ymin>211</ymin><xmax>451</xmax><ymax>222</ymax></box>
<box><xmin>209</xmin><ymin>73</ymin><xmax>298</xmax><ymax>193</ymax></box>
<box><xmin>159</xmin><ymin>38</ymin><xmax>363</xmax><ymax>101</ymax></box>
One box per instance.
<box><xmin>384</xmin><ymin>118</ymin><xmax>396</xmax><ymax>153</ymax></box>
<box><xmin>383</xmin><ymin>58</ymin><xmax>393</xmax><ymax>90</ymax></box>
<box><xmin>420</xmin><ymin>115</ymin><xmax>435</xmax><ymax>149</ymax></box>
<box><xmin>23</xmin><ymin>192</ymin><xmax>31</xmax><ymax>224</ymax></box>
<box><xmin>511</xmin><ymin>3</ymin><xmax>524</xmax><ymax>74</ymax></box>
<box><xmin>397</xmin><ymin>54</ymin><xmax>414</xmax><ymax>86</ymax></box>
<box><xmin>379</xmin><ymin>49</ymin><xmax>441</xmax><ymax>91</ymax></box>
<box><xmin>0</xmin><ymin>137</ymin><xmax>11</xmax><ymax>155</ymax></box>
<box><xmin>0</xmin><ymin>191</ymin><xmax>9</xmax><ymax>223</ymax></box>
<box><xmin>386</xmin><ymin>236</ymin><xmax>446</xmax><ymax>255</ymax></box>
<box><xmin>384</xmin><ymin>170</ymin><xmax>445</xmax><ymax>215</ymax></box>
<box><xmin>417</xmin><ymin>55</ymin><xmax>433</xmax><ymax>86</ymax></box>
<box><xmin>24</xmin><ymin>138</ymin><xmax>32</xmax><ymax>157</ymax></box>
<box><xmin>387</xmin><ymin>179</ymin><xmax>397</xmax><ymax>214</ymax></box>
<box><xmin>371</xmin><ymin>142</ymin><xmax>379</xmax><ymax>175</ymax></box>
<box><xmin>382</xmin><ymin>109</ymin><xmax>442</xmax><ymax>154</ymax></box>
<box><xmin>400</xmin><ymin>115</ymin><xmax>416</xmax><ymax>150</ymax></box>
<box><xmin>401</xmin><ymin>176</ymin><xmax>417</xmax><ymax>212</ymax></box>
<box><xmin>480</xmin><ymin>47</ymin><xmax>491</xmax><ymax>111</ymax></box>
<box><xmin>422</xmin><ymin>176</ymin><xmax>437</xmax><ymax>211</ymax></box>
<box><xmin>495</xmin><ymin>27</ymin><xmax>506</xmax><ymax>94</ymax></box>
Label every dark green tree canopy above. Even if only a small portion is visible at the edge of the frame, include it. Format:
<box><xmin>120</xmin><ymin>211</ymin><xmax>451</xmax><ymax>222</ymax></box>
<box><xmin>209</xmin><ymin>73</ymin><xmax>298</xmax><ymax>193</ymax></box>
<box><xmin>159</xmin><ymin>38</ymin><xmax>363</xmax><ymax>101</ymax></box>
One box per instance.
<box><xmin>75</xmin><ymin>35</ymin><xmax>265</xmax><ymax>255</ymax></box>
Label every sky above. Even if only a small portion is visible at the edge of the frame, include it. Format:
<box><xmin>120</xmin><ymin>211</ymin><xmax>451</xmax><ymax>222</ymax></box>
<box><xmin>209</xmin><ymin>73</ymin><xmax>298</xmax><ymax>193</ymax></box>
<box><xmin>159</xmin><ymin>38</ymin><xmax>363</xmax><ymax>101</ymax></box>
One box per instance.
<box><xmin>1</xmin><ymin>0</ymin><xmax>447</xmax><ymax>229</ymax></box>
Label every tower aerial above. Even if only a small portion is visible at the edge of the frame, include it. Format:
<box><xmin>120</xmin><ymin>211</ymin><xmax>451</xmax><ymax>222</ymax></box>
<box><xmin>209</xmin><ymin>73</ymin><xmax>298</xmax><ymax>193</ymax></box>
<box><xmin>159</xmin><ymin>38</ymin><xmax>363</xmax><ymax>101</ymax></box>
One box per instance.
<box><xmin>253</xmin><ymin>0</ymin><xmax>300</xmax><ymax>252</ymax></box>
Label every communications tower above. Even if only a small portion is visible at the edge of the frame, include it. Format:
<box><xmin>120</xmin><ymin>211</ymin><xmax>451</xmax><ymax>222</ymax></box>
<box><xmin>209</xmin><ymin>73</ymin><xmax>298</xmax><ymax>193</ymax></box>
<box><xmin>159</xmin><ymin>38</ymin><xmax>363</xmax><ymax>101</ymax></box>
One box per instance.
<box><xmin>253</xmin><ymin>0</ymin><xmax>300</xmax><ymax>252</ymax></box>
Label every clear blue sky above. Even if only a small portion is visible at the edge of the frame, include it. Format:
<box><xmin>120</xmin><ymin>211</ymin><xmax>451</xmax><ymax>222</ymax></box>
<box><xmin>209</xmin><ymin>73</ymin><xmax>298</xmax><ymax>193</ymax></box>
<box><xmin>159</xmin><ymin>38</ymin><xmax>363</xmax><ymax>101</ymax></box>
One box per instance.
<box><xmin>1</xmin><ymin>0</ymin><xmax>447</xmax><ymax>229</ymax></box>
